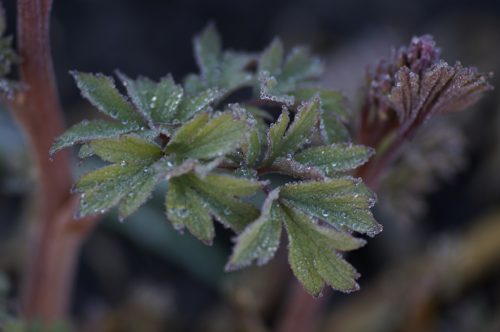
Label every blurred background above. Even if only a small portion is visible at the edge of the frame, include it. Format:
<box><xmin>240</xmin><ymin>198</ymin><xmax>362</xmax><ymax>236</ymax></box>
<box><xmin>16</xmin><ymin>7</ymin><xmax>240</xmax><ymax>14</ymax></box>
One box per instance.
<box><xmin>2</xmin><ymin>0</ymin><xmax>500</xmax><ymax>331</ymax></box>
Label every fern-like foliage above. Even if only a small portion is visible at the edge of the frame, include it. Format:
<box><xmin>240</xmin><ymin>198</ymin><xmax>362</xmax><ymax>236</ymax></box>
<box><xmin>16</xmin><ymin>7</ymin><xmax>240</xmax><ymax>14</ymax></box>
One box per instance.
<box><xmin>54</xmin><ymin>25</ymin><xmax>451</xmax><ymax>297</ymax></box>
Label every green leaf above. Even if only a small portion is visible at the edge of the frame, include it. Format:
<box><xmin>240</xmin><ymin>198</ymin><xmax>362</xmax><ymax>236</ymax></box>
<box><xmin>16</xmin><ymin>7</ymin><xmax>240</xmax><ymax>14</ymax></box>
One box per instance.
<box><xmin>290</xmin><ymin>88</ymin><xmax>351</xmax><ymax>144</ymax></box>
<box><xmin>166</xmin><ymin>112</ymin><xmax>247</xmax><ymax>160</ymax></box>
<box><xmin>175</xmin><ymin>87</ymin><xmax>223</xmax><ymax>122</ymax></box>
<box><xmin>259</xmin><ymin>71</ymin><xmax>295</xmax><ymax>105</ymax></box>
<box><xmin>75</xmin><ymin>164</ymin><xmax>155</xmax><ymax>218</ymax></box>
<box><xmin>50</xmin><ymin>120</ymin><xmax>134</xmax><ymax>155</ymax></box>
<box><xmin>266</xmin><ymin>98</ymin><xmax>320</xmax><ymax>164</ymax></box>
<box><xmin>258</xmin><ymin>43</ymin><xmax>323</xmax><ymax>106</ymax></box>
<box><xmin>74</xmin><ymin>135</ymin><xmax>164</xmax><ymax>219</ymax></box>
<box><xmin>117</xmin><ymin>72</ymin><xmax>184</xmax><ymax>125</ymax></box>
<box><xmin>78</xmin><ymin>144</ymin><xmax>95</xmax><ymax>159</ymax></box>
<box><xmin>320</xmin><ymin>111</ymin><xmax>351</xmax><ymax>144</ymax></box>
<box><xmin>189</xmin><ymin>173</ymin><xmax>260</xmax><ymax>230</ymax></box>
<box><xmin>166</xmin><ymin>176</ymin><xmax>214</xmax><ymax>244</ymax></box>
<box><xmin>282</xmin><ymin>204</ymin><xmax>365</xmax><ymax>295</ymax></box>
<box><xmin>118</xmin><ymin>171</ymin><xmax>158</xmax><ymax>220</ymax></box>
<box><xmin>219</xmin><ymin>52</ymin><xmax>253</xmax><ymax>91</ymax></box>
<box><xmin>294</xmin><ymin>144</ymin><xmax>374</xmax><ymax>175</ymax></box>
<box><xmin>71</xmin><ymin>71</ymin><xmax>144</xmax><ymax>125</ymax></box>
<box><xmin>245</xmin><ymin>127</ymin><xmax>264</xmax><ymax>167</ymax></box>
<box><xmin>90</xmin><ymin>135</ymin><xmax>163</xmax><ymax>165</ymax></box>
<box><xmin>267</xmin><ymin>110</ymin><xmax>290</xmax><ymax>161</ymax></box>
<box><xmin>166</xmin><ymin>173</ymin><xmax>261</xmax><ymax>239</ymax></box>
<box><xmin>226</xmin><ymin>188</ymin><xmax>282</xmax><ymax>270</ymax></box>
<box><xmin>280</xmin><ymin>178</ymin><xmax>382</xmax><ymax>236</ymax></box>
<box><xmin>193</xmin><ymin>24</ymin><xmax>253</xmax><ymax>91</ymax></box>
<box><xmin>259</xmin><ymin>38</ymin><xmax>284</xmax><ymax>75</ymax></box>
<box><xmin>228</xmin><ymin>104</ymin><xmax>265</xmax><ymax>166</ymax></box>
<box><xmin>194</xmin><ymin>23</ymin><xmax>222</xmax><ymax>82</ymax></box>
<box><xmin>281</xmin><ymin>47</ymin><xmax>323</xmax><ymax>84</ymax></box>
<box><xmin>291</xmin><ymin>88</ymin><xmax>349</xmax><ymax>120</ymax></box>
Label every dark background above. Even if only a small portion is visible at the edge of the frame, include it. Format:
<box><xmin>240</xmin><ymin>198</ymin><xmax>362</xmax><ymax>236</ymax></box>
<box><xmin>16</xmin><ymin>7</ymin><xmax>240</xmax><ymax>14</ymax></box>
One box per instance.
<box><xmin>2</xmin><ymin>0</ymin><xmax>500</xmax><ymax>331</ymax></box>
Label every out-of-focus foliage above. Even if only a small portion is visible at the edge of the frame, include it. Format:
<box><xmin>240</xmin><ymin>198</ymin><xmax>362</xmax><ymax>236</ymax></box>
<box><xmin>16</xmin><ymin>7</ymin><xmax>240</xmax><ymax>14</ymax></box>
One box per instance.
<box><xmin>377</xmin><ymin>119</ymin><xmax>466</xmax><ymax>224</ymax></box>
<box><xmin>0</xmin><ymin>5</ymin><xmax>19</xmax><ymax>99</ymax></box>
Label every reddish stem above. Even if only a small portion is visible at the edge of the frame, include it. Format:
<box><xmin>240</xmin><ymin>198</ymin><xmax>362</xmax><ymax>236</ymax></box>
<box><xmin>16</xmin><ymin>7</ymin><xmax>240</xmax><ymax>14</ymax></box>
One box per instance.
<box><xmin>10</xmin><ymin>0</ymin><xmax>98</xmax><ymax>322</ymax></box>
<box><xmin>276</xmin><ymin>281</ymin><xmax>326</xmax><ymax>332</ymax></box>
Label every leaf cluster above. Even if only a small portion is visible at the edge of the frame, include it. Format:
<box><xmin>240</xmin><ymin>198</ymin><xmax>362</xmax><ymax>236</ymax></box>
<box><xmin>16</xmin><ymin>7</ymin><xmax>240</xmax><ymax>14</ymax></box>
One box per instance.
<box><xmin>51</xmin><ymin>24</ymin><xmax>380</xmax><ymax>295</ymax></box>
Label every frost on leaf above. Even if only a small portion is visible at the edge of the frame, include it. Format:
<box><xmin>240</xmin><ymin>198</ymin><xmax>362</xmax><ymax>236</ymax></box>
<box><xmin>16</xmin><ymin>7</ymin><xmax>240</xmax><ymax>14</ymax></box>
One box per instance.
<box><xmin>291</xmin><ymin>88</ymin><xmax>351</xmax><ymax>144</ymax></box>
<box><xmin>364</xmin><ymin>35</ymin><xmax>493</xmax><ymax>142</ymax></box>
<box><xmin>74</xmin><ymin>135</ymin><xmax>164</xmax><ymax>220</ymax></box>
<box><xmin>166</xmin><ymin>173</ymin><xmax>261</xmax><ymax>243</ymax></box>
<box><xmin>265</xmin><ymin>98</ymin><xmax>320</xmax><ymax>164</ymax></box>
<box><xmin>226</xmin><ymin>188</ymin><xmax>282</xmax><ymax>270</ymax></box>
<box><xmin>280</xmin><ymin>179</ymin><xmax>381</xmax><ymax>236</ymax></box>
<box><xmin>228</xmin><ymin>182</ymin><xmax>371</xmax><ymax>295</ymax></box>
<box><xmin>188</xmin><ymin>23</ymin><xmax>253</xmax><ymax>93</ymax></box>
<box><xmin>117</xmin><ymin>71</ymin><xmax>223</xmax><ymax>126</ymax></box>
<box><xmin>258</xmin><ymin>38</ymin><xmax>323</xmax><ymax>105</ymax></box>
<box><xmin>51</xmin><ymin>24</ymin><xmax>388</xmax><ymax>298</ymax></box>
<box><xmin>283</xmin><ymin>205</ymin><xmax>365</xmax><ymax>295</ymax></box>
<box><xmin>294</xmin><ymin>144</ymin><xmax>374</xmax><ymax>176</ymax></box>
<box><xmin>166</xmin><ymin>112</ymin><xmax>248</xmax><ymax>161</ymax></box>
<box><xmin>71</xmin><ymin>71</ymin><xmax>145</xmax><ymax>125</ymax></box>
<box><xmin>50</xmin><ymin>120</ymin><xmax>135</xmax><ymax>155</ymax></box>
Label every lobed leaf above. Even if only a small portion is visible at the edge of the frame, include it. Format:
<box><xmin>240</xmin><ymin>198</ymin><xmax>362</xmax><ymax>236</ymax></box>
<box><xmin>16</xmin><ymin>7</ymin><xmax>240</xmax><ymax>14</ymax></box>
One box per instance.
<box><xmin>118</xmin><ymin>72</ymin><xmax>184</xmax><ymax>125</ymax></box>
<box><xmin>320</xmin><ymin>110</ymin><xmax>351</xmax><ymax>144</ymax></box>
<box><xmin>280</xmin><ymin>179</ymin><xmax>382</xmax><ymax>236</ymax></box>
<box><xmin>75</xmin><ymin>163</ymin><xmax>161</xmax><ymax>220</ymax></box>
<box><xmin>50</xmin><ymin>120</ymin><xmax>135</xmax><ymax>155</ymax></box>
<box><xmin>218</xmin><ymin>52</ymin><xmax>254</xmax><ymax>91</ymax></box>
<box><xmin>282</xmin><ymin>205</ymin><xmax>365</xmax><ymax>295</ymax></box>
<box><xmin>258</xmin><ymin>42</ymin><xmax>323</xmax><ymax>105</ymax></box>
<box><xmin>259</xmin><ymin>38</ymin><xmax>284</xmax><ymax>75</ymax></box>
<box><xmin>294</xmin><ymin>144</ymin><xmax>374</xmax><ymax>175</ymax></box>
<box><xmin>265</xmin><ymin>98</ymin><xmax>320</xmax><ymax>164</ymax></box>
<box><xmin>165</xmin><ymin>173</ymin><xmax>261</xmax><ymax>241</ymax></box>
<box><xmin>166</xmin><ymin>112</ymin><xmax>247</xmax><ymax>161</ymax></box>
<box><xmin>175</xmin><ymin>87</ymin><xmax>224</xmax><ymax>122</ymax></box>
<box><xmin>226</xmin><ymin>189</ymin><xmax>282</xmax><ymax>270</ymax></box>
<box><xmin>291</xmin><ymin>88</ymin><xmax>349</xmax><ymax>120</ymax></box>
<box><xmin>194</xmin><ymin>23</ymin><xmax>222</xmax><ymax>82</ymax></box>
<box><xmin>281</xmin><ymin>47</ymin><xmax>323</xmax><ymax>84</ymax></box>
<box><xmin>71</xmin><ymin>71</ymin><xmax>144</xmax><ymax>125</ymax></box>
<box><xmin>167</xmin><ymin>176</ymin><xmax>214</xmax><ymax>244</ymax></box>
<box><xmin>90</xmin><ymin>135</ymin><xmax>163</xmax><ymax>165</ymax></box>
<box><xmin>259</xmin><ymin>71</ymin><xmax>295</xmax><ymax>105</ymax></box>
<box><xmin>193</xmin><ymin>24</ymin><xmax>253</xmax><ymax>91</ymax></box>
<box><xmin>74</xmin><ymin>135</ymin><xmax>165</xmax><ymax>219</ymax></box>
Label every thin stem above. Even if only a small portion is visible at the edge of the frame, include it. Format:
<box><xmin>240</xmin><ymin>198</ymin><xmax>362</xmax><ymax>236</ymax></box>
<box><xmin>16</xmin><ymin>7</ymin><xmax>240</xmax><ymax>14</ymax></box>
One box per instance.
<box><xmin>10</xmin><ymin>0</ymin><xmax>98</xmax><ymax>322</ymax></box>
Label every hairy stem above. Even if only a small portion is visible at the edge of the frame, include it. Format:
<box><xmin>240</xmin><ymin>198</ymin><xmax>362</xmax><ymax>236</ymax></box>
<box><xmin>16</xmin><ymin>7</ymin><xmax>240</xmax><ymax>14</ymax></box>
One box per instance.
<box><xmin>10</xmin><ymin>0</ymin><xmax>98</xmax><ymax>322</ymax></box>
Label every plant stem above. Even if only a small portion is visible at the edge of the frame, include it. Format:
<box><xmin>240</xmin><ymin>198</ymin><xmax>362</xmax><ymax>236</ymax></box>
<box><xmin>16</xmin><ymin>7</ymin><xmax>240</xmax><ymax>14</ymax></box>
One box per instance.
<box><xmin>11</xmin><ymin>0</ymin><xmax>98</xmax><ymax>322</ymax></box>
<box><xmin>276</xmin><ymin>281</ymin><xmax>326</xmax><ymax>332</ymax></box>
